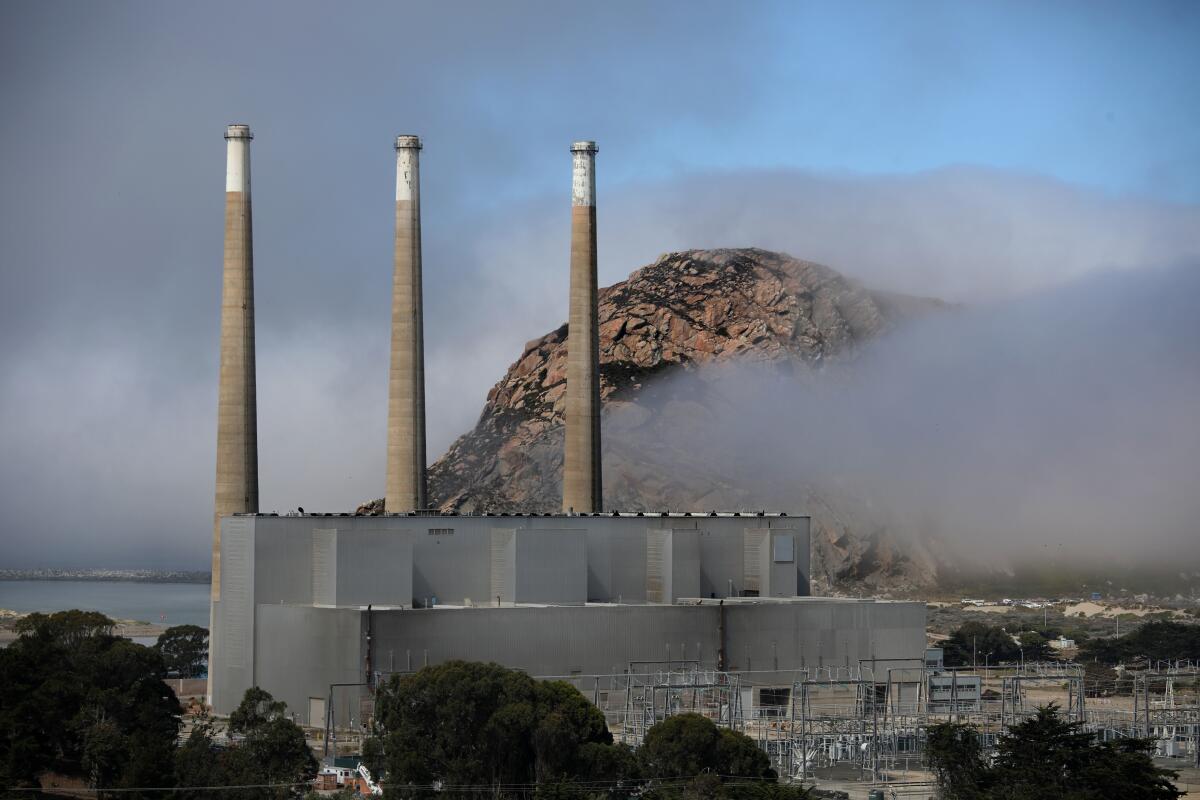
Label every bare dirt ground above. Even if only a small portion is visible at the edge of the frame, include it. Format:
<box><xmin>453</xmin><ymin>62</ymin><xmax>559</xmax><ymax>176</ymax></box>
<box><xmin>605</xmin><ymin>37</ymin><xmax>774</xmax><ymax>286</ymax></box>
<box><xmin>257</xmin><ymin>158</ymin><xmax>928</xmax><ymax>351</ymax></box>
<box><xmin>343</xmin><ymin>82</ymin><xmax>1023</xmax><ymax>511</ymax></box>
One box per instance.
<box><xmin>925</xmin><ymin>600</ymin><xmax>1193</xmax><ymax>639</ymax></box>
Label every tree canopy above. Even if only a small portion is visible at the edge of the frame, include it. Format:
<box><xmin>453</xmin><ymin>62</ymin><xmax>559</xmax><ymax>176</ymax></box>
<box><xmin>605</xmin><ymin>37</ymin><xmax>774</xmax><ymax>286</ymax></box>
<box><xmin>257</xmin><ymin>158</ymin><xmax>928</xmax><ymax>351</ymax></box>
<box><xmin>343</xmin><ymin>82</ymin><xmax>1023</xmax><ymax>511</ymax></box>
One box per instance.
<box><xmin>155</xmin><ymin>624</ymin><xmax>209</xmax><ymax>678</ymax></box>
<box><xmin>926</xmin><ymin>704</ymin><xmax>1180</xmax><ymax>800</ymax></box>
<box><xmin>1080</xmin><ymin>620</ymin><xmax>1200</xmax><ymax>665</ymax></box>
<box><xmin>175</xmin><ymin>688</ymin><xmax>317</xmax><ymax>800</ymax></box>
<box><xmin>1015</xmin><ymin>631</ymin><xmax>1051</xmax><ymax>662</ymax></box>
<box><xmin>942</xmin><ymin>622</ymin><xmax>1021</xmax><ymax>667</ymax></box>
<box><xmin>636</xmin><ymin>713</ymin><xmax>810</xmax><ymax>800</ymax></box>
<box><xmin>371</xmin><ymin>662</ymin><xmax>807</xmax><ymax>800</ymax></box>
<box><xmin>639</xmin><ymin>713</ymin><xmax>774</xmax><ymax>781</ymax></box>
<box><xmin>371</xmin><ymin>661</ymin><xmax>630</xmax><ymax>798</ymax></box>
<box><xmin>1</xmin><ymin>611</ymin><xmax>313</xmax><ymax>800</ymax></box>
<box><xmin>0</xmin><ymin>610</ymin><xmax>181</xmax><ymax>797</ymax></box>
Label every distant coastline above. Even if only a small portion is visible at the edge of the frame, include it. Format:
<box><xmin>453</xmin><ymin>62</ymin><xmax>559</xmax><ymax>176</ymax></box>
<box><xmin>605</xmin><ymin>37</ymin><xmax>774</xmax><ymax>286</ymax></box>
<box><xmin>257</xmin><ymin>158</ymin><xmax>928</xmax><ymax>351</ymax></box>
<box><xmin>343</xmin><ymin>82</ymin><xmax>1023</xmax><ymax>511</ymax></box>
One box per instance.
<box><xmin>0</xmin><ymin>569</ymin><xmax>210</xmax><ymax>584</ymax></box>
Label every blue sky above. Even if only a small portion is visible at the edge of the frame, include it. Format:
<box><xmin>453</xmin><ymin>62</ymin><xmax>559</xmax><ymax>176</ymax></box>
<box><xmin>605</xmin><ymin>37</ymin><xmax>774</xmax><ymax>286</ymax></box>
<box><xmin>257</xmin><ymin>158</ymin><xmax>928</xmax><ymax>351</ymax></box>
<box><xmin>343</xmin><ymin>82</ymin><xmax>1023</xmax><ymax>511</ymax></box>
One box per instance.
<box><xmin>4</xmin><ymin>1</ymin><xmax>1198</xmax><ymax>210</ymax></box>
<box><xmin>1</xmin><ymin>0</ymin><xmax>1198</xmax><ymax>567</ymax></box>
<box><xmin>745</xmin><ymin>0</ymin><xmax>1200</xmax><ymax>202</ymax></box>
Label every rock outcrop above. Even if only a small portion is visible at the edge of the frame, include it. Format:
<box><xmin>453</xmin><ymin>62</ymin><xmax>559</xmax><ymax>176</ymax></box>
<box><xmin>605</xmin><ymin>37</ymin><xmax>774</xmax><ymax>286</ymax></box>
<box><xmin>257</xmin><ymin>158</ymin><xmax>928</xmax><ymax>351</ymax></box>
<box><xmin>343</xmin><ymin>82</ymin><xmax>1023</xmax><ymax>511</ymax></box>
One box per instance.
<box><xmin>391</xmin><ymin>248</ymin><xmax>952</xmax><ymax>594</ymax></box>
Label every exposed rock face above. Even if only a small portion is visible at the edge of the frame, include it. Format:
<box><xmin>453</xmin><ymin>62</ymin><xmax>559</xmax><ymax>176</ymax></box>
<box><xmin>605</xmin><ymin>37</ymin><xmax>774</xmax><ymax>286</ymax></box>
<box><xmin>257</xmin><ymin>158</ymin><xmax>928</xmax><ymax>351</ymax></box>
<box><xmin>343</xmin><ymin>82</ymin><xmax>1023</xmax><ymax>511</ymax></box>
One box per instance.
<box><xmin>417</xmin><ymin>248</ymin><xmax>949</xmax><ymax>594</ymax></box>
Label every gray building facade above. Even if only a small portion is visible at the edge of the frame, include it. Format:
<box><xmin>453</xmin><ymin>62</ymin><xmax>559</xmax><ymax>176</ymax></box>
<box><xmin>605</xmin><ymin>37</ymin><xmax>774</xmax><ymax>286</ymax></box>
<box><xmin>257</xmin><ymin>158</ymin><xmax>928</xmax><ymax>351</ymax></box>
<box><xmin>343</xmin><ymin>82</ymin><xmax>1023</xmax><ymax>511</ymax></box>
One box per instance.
<box><xmin>209</xmin><ymin>512</ymin><xmax>925</xmax><ymax>727</ymax></box>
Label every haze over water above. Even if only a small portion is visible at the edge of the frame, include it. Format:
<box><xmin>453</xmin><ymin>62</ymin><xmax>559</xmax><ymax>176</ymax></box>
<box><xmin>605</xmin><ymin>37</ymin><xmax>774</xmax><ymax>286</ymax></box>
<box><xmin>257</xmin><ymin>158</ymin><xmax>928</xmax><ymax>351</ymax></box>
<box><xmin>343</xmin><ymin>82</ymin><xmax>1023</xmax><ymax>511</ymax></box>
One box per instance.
<box><xmin>0</xmin><ymin>581</ymin><xmax>210</xmax><ymax>628</ymax></box>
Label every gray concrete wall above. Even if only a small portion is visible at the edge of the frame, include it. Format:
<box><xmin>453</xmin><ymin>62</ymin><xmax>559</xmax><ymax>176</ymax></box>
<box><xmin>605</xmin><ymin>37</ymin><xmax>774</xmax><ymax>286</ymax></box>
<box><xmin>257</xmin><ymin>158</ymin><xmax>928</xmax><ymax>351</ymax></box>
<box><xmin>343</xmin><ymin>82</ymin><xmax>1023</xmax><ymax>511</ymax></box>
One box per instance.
<box><xmin>646</xmin><ymin>529</ymin><xmax>700</xmax><ymax>603</ymax></box>
<box><xmin>364</xmin><ymin>598</ymin><xmax>925</xmax><ymax>699</ymax></box>
<box><xmin>210</xmin><ymin>518</ymin><xmax>256</xmax><ymax>715</ymax></box>
<box><xmin>723</xmin><ymin>599</ymin><xmax>926</xmax><ymax>677</ymax></box>
<box><xmin>214</xmin><ymin>595</ymin><xmax>924</xmax><ymax>726</ymax></box>
<box><xmin>513</xmin><ymin>530</ymin><xmax>587</xmax><ymax>604</ymax></box>
<box><xmin>220</xmin><ymin>513</ymin><xmax>811</xmax><ymax>609</ymax></box>
<box><xmin>369</xmin><ymin>604</ymin><xmax>717</xmax><ymax>683</ymax></box>
<box><xmin>252</xmin><ymin>604</ymin><xmax>363</xmax><ymax>727</ymax></box>
<box><xmin>335</xmin><ymin>529</ymin><xmax>413</xmax><ymax>608</ymax></box>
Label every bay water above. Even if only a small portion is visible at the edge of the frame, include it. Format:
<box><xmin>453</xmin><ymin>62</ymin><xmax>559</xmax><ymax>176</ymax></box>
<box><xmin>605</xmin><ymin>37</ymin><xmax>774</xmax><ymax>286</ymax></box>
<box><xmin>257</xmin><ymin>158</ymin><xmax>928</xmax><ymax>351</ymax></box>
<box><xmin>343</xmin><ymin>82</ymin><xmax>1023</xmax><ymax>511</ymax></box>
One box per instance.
<box><xmin>0</xmin><ymin>580</ymin><xmax>210</xmax><ymax>628</ymax></box>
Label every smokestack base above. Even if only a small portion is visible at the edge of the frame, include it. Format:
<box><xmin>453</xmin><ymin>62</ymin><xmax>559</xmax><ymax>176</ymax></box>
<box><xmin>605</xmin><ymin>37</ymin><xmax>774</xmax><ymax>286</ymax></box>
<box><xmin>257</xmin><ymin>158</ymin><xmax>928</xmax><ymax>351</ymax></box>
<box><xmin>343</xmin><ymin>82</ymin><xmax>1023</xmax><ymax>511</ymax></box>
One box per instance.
<box><xmin>395</xmin><ymin>135</ymin><xmax>423</xmax><ymax>151</ymax></box>
<box><xmin>224</xmin><ymin>124</ymin><xmax>253</xmax><ymax>141</ymax></box>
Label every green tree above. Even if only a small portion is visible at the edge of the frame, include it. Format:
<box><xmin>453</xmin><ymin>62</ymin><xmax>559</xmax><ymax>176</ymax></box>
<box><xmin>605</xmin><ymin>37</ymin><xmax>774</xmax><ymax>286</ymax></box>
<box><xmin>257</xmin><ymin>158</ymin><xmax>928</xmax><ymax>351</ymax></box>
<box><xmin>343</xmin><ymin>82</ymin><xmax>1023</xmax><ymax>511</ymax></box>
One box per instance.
<box><xmin>925</xmin><ymin>722</ymin><xmax>990</xmax><ymax>800</ymax></box>
<box><xmin>228</xmin><ymin>687</ymin><xmax>318</xmax><ymax>797</ymax></box>
<box><xmin>717</xmin><ymin>729</ymin><xmax>774</xmax><ymax>780</ymax></box>
<box><xmin>155</xmin><ymin>625</ymin><xmax>209</xmax><ymax>678</ymax></box>
<box><xmin>576</xmin><ymin>741</ymin><xmax>639</xmax><ymax>785</ymax></box>
<box><xmin>372</xmin><ymin>661</ymin><xmax>628</xmax><ymax>799</ymax></box>
<box><xmin>1080</xmin><ymin>621</ymin><xmax>1200</xmax><ymax>665</ymax></box>
<box><xmin>229</xmin><ymin>686</ymin><xmax>289</xmax><ymax>734</ymax></box>
<box><xmin>640</xmin><ymin>714</ymin><xmax>720</xmax><ymax>779</ymax></box>
<box><xmin>176</xmin><ymin>689</ymin><xmax>316</xmax><ymax>800</ymax></box>
<box><xmin>639</xmin><ymin>714</ymin><xmax>775</xmax><ymax>782</ymax></box>
<box><xmin>942</xmin><ymin>622</ymin><xmax>1021</xmax><ymax>667</ymax></box>
<box><xmin>926</xmin><ymin>705</ymin><xmax>1180</xmax><ymax>800</ymax></box>
<box><xmin>1016</xmin><ymin>631</ymin><xmax>1051</xmax><ymax>662</ymax></box>
<box><xmin>371</xmin><ymin>662</ymin><xmax>797</xmax><ymax>800</ymax></box>
<box><xmin>175</xmin><ymin>711</ymin><xmax>221</xmax><ymax>800</ymax></box>
<box><xmin>14</xmin><ymin>609</ymin><xmax>114</xmax><ymax>645</ymax></box>
<box><xmin>0</xmin><ymin>610</ymin><xmax>181</xmax><ymax>798</ymax></box>
<box><xmin>1081</xmin><ymin>661</ymin><xmax>1119</xmax><ymax>698</ymax></box>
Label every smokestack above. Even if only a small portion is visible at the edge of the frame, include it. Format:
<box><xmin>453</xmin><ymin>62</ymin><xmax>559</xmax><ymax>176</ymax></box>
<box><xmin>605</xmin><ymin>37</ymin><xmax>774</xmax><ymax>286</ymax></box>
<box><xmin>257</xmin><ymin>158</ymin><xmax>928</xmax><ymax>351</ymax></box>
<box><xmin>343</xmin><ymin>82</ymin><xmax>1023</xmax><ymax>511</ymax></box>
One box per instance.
<box><xmin>563</xmin><ymin>141</ymin><xmax>602</xmax><ymax>514</ymax></box>
<box><xmin>385</xmin><ymin>135</ymin><xmax>428</xmax><ymax>511</ymax></box>
<box><xmin>213</xmin><ymin>123</ymin><xmax>259</xmax><ymax>599</ymax></box>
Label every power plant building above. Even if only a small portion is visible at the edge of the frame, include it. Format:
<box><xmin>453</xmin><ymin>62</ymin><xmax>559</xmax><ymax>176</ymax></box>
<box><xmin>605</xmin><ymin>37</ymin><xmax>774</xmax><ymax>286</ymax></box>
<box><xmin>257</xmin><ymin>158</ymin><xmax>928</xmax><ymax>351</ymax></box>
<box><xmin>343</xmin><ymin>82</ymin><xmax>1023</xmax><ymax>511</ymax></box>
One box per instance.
<box><xmin>205</xmin><ymin>130</ymin><xmax>926</xmax><ymax>729</ymax></box>
<box><xmin>209</xmin><ymin>512</ymin><xmax>925</xmax><ymax>726</ymax></box>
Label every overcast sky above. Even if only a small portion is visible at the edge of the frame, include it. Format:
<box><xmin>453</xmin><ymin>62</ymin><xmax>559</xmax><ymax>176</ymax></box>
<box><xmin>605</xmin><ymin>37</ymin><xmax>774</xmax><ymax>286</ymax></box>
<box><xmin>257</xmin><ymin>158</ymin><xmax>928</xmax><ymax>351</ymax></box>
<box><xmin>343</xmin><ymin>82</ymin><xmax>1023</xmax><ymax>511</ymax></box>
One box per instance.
<box><xmin>1</xmin><ymin>1</ymin><xmax>1197</xmax><ymax>568</ymax></box>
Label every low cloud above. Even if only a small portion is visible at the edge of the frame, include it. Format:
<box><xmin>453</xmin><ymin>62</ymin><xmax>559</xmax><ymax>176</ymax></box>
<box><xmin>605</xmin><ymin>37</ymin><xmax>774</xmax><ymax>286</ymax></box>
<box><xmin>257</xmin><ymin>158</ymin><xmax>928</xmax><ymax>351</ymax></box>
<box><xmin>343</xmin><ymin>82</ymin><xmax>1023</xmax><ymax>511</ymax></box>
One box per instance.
<box><xmin>1</xmin><ymin>167</ymin><xmax>1197</xmax><ymax>568</ymax></box>
<box><xmin>618</xmin><ymin>260</ymin><xmax>1200</xmax><ymax>565</ymax></box>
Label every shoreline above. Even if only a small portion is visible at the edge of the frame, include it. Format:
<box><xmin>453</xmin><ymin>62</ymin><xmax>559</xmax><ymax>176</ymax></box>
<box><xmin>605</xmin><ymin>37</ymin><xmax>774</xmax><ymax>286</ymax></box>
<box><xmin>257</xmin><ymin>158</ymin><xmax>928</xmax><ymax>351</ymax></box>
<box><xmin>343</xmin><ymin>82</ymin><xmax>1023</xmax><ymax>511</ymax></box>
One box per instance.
<box><xmin>0</xmin><ymin>575</ymin><xmax>209</xmax><ymax>585</ymax></box>
<box><xmin>0</xmin><ymin>608</ymin><xmax>172</xmax><ymax>645</ymax></box>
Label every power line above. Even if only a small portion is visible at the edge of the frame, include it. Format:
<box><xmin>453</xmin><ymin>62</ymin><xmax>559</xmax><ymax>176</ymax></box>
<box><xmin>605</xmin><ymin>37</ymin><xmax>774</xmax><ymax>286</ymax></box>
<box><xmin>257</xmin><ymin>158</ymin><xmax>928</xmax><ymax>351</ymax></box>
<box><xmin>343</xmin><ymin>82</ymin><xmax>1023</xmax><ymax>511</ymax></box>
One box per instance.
<box><xmin>0</xmin><ymin>774</ymin><xmax>786</xmax><ymax>794</ymax></box>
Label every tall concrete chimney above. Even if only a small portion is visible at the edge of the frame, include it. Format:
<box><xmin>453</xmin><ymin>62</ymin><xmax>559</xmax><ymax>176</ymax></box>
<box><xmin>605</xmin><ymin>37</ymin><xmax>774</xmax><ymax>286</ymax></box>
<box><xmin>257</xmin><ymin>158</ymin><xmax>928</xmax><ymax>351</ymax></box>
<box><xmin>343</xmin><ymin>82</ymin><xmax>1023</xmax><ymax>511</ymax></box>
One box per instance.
<box><xmin>213</xmin><ymin>123</ymin><xmax>259</xmax><ymax>599</ymax></box>
<box><xmin>385</xmin><ymin>135</ymin><xmax>428</xmax><ymax>511</ymax></box>
<box><xmin>563</xmin><ymin>141</ymin><xmax>602</xmax><ymax>514</ymax></box>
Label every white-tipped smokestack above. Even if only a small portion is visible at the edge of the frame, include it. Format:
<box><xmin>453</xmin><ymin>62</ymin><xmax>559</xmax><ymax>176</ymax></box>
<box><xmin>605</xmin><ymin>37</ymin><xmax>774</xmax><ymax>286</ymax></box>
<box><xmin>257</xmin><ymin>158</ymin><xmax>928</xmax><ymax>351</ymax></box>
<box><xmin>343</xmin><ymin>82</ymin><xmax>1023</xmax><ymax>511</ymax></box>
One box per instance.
<box><xmin>563</xmin><ymin>141</ymin><xmax>602</xmax><ymax>514</ymax></box>
<box><xmin>213</xmin><ymin>123</ymin><xmax>259</xmax><ymax>595</ymax></box>
<box><xmin>386</xmin><ymin>135</ymin><xmax>428</xmax><ymax>511</ymax></box>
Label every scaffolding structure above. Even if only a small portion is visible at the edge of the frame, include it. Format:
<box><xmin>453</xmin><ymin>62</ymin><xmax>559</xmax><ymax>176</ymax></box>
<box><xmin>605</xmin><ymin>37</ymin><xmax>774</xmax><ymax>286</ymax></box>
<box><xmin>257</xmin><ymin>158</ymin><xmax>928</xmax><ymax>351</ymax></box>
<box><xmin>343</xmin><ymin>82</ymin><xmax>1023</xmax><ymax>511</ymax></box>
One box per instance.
<box><xmin>534</xmin><ymin>660</ymin><xmax>1200</xmax><ymax>782</ymax></box>
<box><xmin>1085</xmin><ymin>664</ymin><xmax>1200</xmax><ymax>766</ymax></box>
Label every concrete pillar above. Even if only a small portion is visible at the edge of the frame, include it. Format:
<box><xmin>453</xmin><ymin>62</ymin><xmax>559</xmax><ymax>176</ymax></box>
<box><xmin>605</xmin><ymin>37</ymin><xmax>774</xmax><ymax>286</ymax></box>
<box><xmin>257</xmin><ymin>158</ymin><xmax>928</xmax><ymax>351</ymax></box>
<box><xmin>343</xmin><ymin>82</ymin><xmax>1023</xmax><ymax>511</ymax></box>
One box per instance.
<box><xmin>385</xmin><ymin>135</ymin><xmax>427</xmax><ymax>511</ymax></box>
<box><xmin>562</xmin><ymin>141</ymin><xmax>602</xmax><ymax>513</ymax></box>
<box><xmin>213</xmin><ymin>123</ymin><xmax>259</xmax><ymax>601</ymax></box>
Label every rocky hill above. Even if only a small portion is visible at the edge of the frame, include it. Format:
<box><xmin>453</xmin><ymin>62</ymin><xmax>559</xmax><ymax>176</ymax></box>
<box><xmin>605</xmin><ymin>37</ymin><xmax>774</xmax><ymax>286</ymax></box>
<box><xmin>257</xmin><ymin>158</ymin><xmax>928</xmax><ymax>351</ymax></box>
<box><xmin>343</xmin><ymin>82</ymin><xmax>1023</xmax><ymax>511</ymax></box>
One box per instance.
<box><xmin>370</xmin><ymin>248</ymin><xmax>956</xmax><ymax>594</ymax></box>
